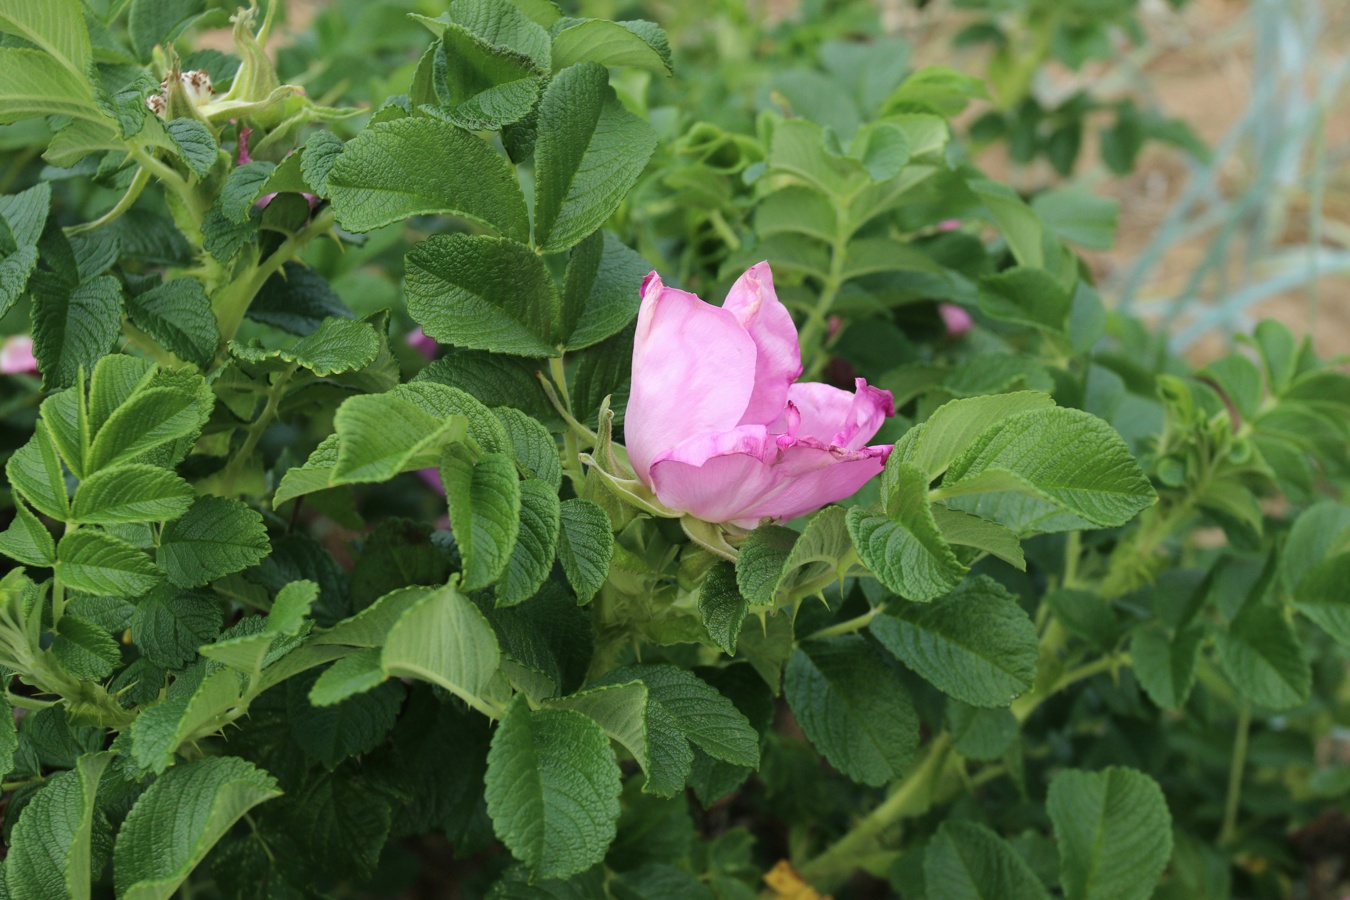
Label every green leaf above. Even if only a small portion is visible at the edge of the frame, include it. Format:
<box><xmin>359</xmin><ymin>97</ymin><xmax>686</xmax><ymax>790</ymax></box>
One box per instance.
<box><xmin>424</xmin><ymin>24</ymin><xmax>542</xmax><ymax>130</ymax></box>
<box><xmin>967</xmin><ymin>178</ymin><xmax>1042</xmax><ymax>268</ymax></box>
<box><xmin>0</xmin><ymin>501</ymin><xmax>55</xmax><ymax>567</ymax></box>
<box><xmin>1216</xmin><ymin>603</ymin><xmax>1310</xmax><ymax>711</ymax></box>
<box><xmin>1293</xmin><ymin>552</ymin><xmax>1350</xmax><ymax>644</ymax></box>
<box><xmin>895</xmin><ymin>392</ymin><xmax>1055</xmax><ymax>478</ymax></box>
<box><xmin>563</xmin><ymin>232</ymin><xmax>652</xmax><ymax>350</ymax></box>
<box><xmin>931</xmin><ymin>507</ymin><xmax>1025</xmax><ymax>570</ymax></box>
<box><xmin>497</xmin><ymin>480</ymin><xmax>561</xmax><ymax>607</ymax></box>
<box><xmin>533</xmin><ymin>62</ymin><xmax>657</xmax><ymax>253</ymax></box>
<box><xmin>1031</xmin><ymin>188</ymin><xmax>1119</xmax><ymax>251</ymax></box>
<box><xmin>948</xmin><ymin>702</ymin><xmax>1017</xmax><ymax>761</ymax></box>
<box><xmin>938</xmin><ymin>407</ymin><xmax>1156</xmax><ymax>534</ymax></box>
<box><xmin>5</xmin><ymin>752</ymin><xmax>111</xmax><ymax>900</ymax></box>
<box><xmin>156</xmin><ymin>496</ymin><xmax>270</xmax><ymax>588</ymax></box>
<box><xmin>229</xmin><ymin>316</ymin><xmax>380</xmax><ymax>377</ymax></box>
<box><xmin>698</xmin><ymin>561</ymin><xmax>747</xmax><ymax>655</ymax></box>
<box><xmin>735</xmin><ymin>525</ymin><xmax>797</xmax><ymax>607</ymax></box>
<box><xmin>871</xmin><ymin>577</ymin><xmax>1037</xmax><ymax>708</ymax></box>
<box><xmin>542</xmin><ymin>681</ymin><xmax>678</xmax><ymax>793</ymax></box>
<box><xmin>114</xmin><ymin>757</ymin><xmax>282</xmax><ymax>900</ymax></box>
<box><xmin>773</xmin><ymin>506</ymin><xmax>857</xmax><ymax>602</ymax></box>
<box><xmin>217</xmin><ymin>161</ymin><xmax>276</xmax><ymax>223</ymax></box>
<box><xmin>850</xmin><ymin>462</ymin><xmax>966</xmax><ymax>601</ymax></box>
<box><xmin>163</xmin><ymin>118</ymin><xmax>217</xmax><ymax>179</ymax></box>
<box><xmin>976</xmin><ymin>267</ymin><xmax>1072</xmax><ymax>334</ymax></box>
<box><xmin>347</xmin><ymin>519</ymin><xmax>451</xmax><ymax>613</ymax></box>
<box><xmin>85</xmin><ymin>378</ymin><xmax>212</xmax><ymax>474</ymax></box>
<box><xmin>329</xmin><ymin>390</ymin><xmax>466</xmax><ymax>486</ymax></box>
<box><xmin>29</xmin><ymin>274</ymin><xmax>123</xmax><ymax>391</ymax></box>
<box><xmin>127</xmin><ymin>0</ymin><xmax>211</xmax><ymax>61</ymax></box>
<box><xmin>326</xmin><ymin>117</ymin><xmax>529</xmax><ymax>239</ymax></box>
<box><xmin>441</xmin><ymin>445</ymin><xmax>522</xmax><ymax>590</ymax></box>
<box><xmin>287</xmin><ymin>668</ymin><xmax>404</xmax><ymax>768</ymax></box>
<box><xmin>71</xmin><ymin>464</ymin><xmax>193</xmax><ymax>525</ymax></box>
<box><xmin>278</xmin><ymin>775</ymin><xmax>391</xmax><ymax>883</ymax></box>
<box><xmin>550</xmin><ymin>19</ymin><xmax>672</xmax><ymax>74</ymax></box>
<box><xmin>309</xmin><ymin>648</ymin><xmax>386</xmax><ymax>706</ymax></box>
<box><xmin>557</xmin><ymin>499</ymin><xmax>612</xmax><ymax>605</ymax></box>
<box><xmin>0</xmin><ymin>49</ymin><xmax>98</xmax><ymax>125</ymax></box>
<box><xmin>785</xmin><ymin>635</ymin><xmax>919</xmax><ymax>786</ymax></box>
<box><xmin>51</xmin><ymin>615</ymin><xmax>120</xmax><ymax>680</ymax></box>
<box><xmin>1130</xmin><ymin>625</ymin><xmax>1203</xmax><ymax>711</ymax></box>
<box><xmin>6</xmin><ymin>423</ymin><xmax>70</xmax><ymax>521</ymax></box>
<box><xmin>128</xmin><ymin>668</ymin><xmax>244</xmax><ymax>774</ymax></box>
<box><xmin>495</xmin><ymin>408</ymin><xmax>562</xmax><ymax>490</ymax></box>
<box><xmin>124</xmin><ymin>279</ymin><xmax>220</xmax><ymax>367</ymax></box>
<box><xmin>130</xmin><ymin>587</ymin><xmax>223</xmax><ymax>668</ymax></box>
<box><xmin>601</xmin><ymin>664</ymin><xmax>759</xmax><ymax>769</ymax></box>
<box><xmin>414</xmin><ymin>1</ymin><xmax>552</xmax><ymax>71</ymax></box>
<box><xmin>1044</xmin><ymin>588</ymin><xmax>1119</xmax><ymax>652</ymax></box>
<box><xmin>55</xmin><ymin>530</ymin><xmax>163</xmax><ymax>598</ymax></box>
<box><xmin>485</xmin><ymin>697</ymin><xmax>622</xmax><ymax>880</ymax></box>
<box><xmin>924</xmin><ymin>820</ymin><xmax>1051</xmax><ymax>900</ymax></box>
<box><xmin>1047</xmin><ymin>767</ymin><xmax>1172</xmax><ymax>900</ymax></box>
<box><xmin>0</xmin><ymin>0</ymin><xmax>91</xmax><ymax>77</ymax></box>
<box><xmin>405</xmin><ymin>234</ymin><xmax>564</xmax><ymax>356</ymax></box>
<box><xmin>380</xmin><ymin>583</ymin><xmax>502</xmax><ymax>711</ymax></box>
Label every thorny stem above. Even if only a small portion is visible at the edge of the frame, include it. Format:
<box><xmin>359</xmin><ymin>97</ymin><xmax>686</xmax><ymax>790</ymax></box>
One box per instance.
<box><xmin>222</xmin><ymin>364</ymin><xmax>296</xmax><ymax>496</ymax></box>
<box><xmin>807</xmin><ymin>603</ymin><xmax>885</xmax><ymax>640</ymax></box>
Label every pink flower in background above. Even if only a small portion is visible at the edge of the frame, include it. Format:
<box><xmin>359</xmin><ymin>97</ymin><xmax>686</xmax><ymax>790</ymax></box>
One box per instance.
<box><xmin>238</xmin><ymin>126</ymin><xmax>317</xmax><ymax>212</ymax></box>
<box><xmin>405</xmin><ymin>326</ymin><xmax>438</xmax><ymax>360</ymax></box>
<box><xmin>416</xmin><ymin>467</ymin><xmax>445</xmax><ymax>495</ymax></box>
<box><xmin>624</xmin><ymin>263</ymin><xmax>893</xmax><ymax>527</ymax></box>
<box><xmin>0</xmin><ymin>335</ymin><xmax>38</xmax><ymax>375</ymax></box>
<box><xmin>939</xmin><ymin>303</ymin><xmax>973</xmax><ymax>338</ymax></box>
<box><xmin>937</xmin><ymin>218</ymin><xmax>962</xmax><ymax>232</ymax></box>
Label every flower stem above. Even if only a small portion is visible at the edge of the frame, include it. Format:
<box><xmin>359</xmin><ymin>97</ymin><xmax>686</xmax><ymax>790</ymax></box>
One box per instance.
<box><xmin>1219</xmin><ymin>702</ymin><xmax>1251</xmax><ymax>845</ymax></box>
<box><xmin>548</xmin><ymin>356</ymin><xmax>586</xmax><ymax>491</ymax></box>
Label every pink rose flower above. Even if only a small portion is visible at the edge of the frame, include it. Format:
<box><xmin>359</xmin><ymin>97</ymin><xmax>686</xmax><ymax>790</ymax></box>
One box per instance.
<box><xmin>405</xmin><ymin>326</ymin><xmax>438</xmax><ymax>360</ymax></box>
<box><xmin>937</xmin><ymin>218</ymin><xmax>962</xmax><ymax>232</ymax></box>
<box><xmin>0</xmin><ymin>335</ymin><xmax>38</xmax><ymax>375</ymax></box>
<box><xmin>624</xmin><ymin>262</ymin><xmax>894</xmax><ymax>527</ymax></box>
<box><xmin>939</xmin><ymin>303</ymin><xmax>973</xmax><ymax>338</ymax></box>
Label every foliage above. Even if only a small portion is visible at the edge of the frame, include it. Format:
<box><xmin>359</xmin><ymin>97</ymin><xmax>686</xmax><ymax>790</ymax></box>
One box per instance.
<box><xmin>0</xmin><ymin>1</ymin><xmax>1343</xmax><ymax>898</ymax></box>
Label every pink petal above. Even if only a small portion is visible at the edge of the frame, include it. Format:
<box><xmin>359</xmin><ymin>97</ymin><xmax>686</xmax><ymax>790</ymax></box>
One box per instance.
<box><xmin>626</xmin><ymin>272</ymin><xmax>757</xmax><ymax>483</ymax></box>
<box><xmin>937</xmin><ymin>218</ymin><xmax>962</xmax><ymax>232</ymax></box>
<box><xmin>416</xmin><ymin>468</ymin><xmax>445</xmax><ymax>495</ymax></box>
<box><xmin>0</xmin><ymin>335</ymin><xmax>38</xmax><ymax>375</ymax></box>
<box><xmin>940</xmin><ymin>303</ymin><xmax>973</xmax><ymax>338</ymax></box>
<box><xmin>736</xmin><ymin>439</ymin><xmax>890</xmax><ymax>523</ymax></box>
<box><xmin>771</xmin><ymin>378</ymin><xmax>894</xmax><ymax>450</ymax></box>
<box><xmin>406</xmin><ymin>326</ymin><xmax>438</xmax><ymax>360</ymax></box>
<box><xmin>648</xmin><ymin>426</ymin><xmax>781</xmax><ymax>524</ymax></box>
<box><xmin>722</xmin><ymin>262</ymin><xmax>803</xmax><ymax>426</ymax></box>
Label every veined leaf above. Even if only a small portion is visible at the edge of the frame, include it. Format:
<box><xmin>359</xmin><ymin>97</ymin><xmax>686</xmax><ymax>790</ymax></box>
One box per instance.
<box><xmin>71</xmin><ymin>464</ymin><xmax>194</xmax><ymax>525</ymax></box>
<box><xmin>5</xmin><ymin>751</ymin><xmax>111</xmax><ymax>900</ymax></box>
<box><xmin>1047</xmin><ymin>767</ymin><xmax>1172</xmax><ymax>900</ymax></box>
<box><xmin>381</xmin><ymin>583</ymin><xmax>502</xmax><ymax>711</ymax></box>
<box><xmin>55</xmin><ymin>529</ymin><xmax>163</xmax><ymax>598</ymax></box>
<box><xmin>440</xmin><ymin>445</ymin><xmax>522</xmax><ymax>591</ymax></box>
<box><xmin>557</xmin><ymin>498</ymin><xmax>612</xmax><ymax>605</ymax></box>
<box><xmin>156</xmin><ymin>496</ymin><xmax>270</xmax><ymax>588</ymax></box>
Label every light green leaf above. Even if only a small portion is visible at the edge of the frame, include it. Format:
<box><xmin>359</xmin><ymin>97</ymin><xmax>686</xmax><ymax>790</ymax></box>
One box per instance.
<box><xmin>85</xmin><ymin>378</ymin><xmax>212</xmax><ymax>474</ymax></box>
<box><xmin>6</xmin><ymin>422</ymin><xmax>70</xmax><ymax>521</ymax></box>
<box><xmin>0</xmin><ymin>49</ymin><xmax>99</xmax><ymax>125</ymax></box>
<box><xmin>785</xmin><ymin>635</ymin><xmax>919</xmax><ymax>786</ymax></box>
<box><xmin>55</xmin><ymin>530</ymin><xmax>163</xmax><ymax>598</ymax></box>
<box><xmin>773</xmin><ymin>506</ymin><xmax>857</xmax><ymax>603</ymax></box>
<box><xmin>441</xmin><ymin>445</ymin><xmax>522</xmax><ymax>590</ymax></box>
<box><xmin>229</xmin><ymin>316</ymin><xmax>380</xmax><ymax>377</ymax></box>
<box><xmin>931</xmin><ymin>506</ymin><xmax>1025</xmax><ymax>569</ymax></box>
<box><xmin>894</xmin><ymin>392</ymin><xmax>1055</xmax><ymax>478</ymax></box>
<box><xmin>381</xmin><ymin>583</ymin><xmax>501</xmax><ymax>710</ymax></box>
<box><xmin>550</xmin><ymin>18</ymin><xmax>672</xmax><ymax>74</ymax></box>
<box><xmin>30</xmin><ymin>274</ymin><xmax>123</xmax><ymax>391</ymax></box>
<box><xmin>314</xmin><ymin>585</ymin><xmax>436</xmax><ymax>648</ymax></box>
<box><xmin>967</xmin><ymin>178</ymin><xmax>1042</xmax><ymax>268</ymax></box>
<box><xmin>871</xmin><ymin>576</ymin><xmax>1038</xmax><ymax>708</ymax></box>
<box><xmin>114</xmin><ymin>757</ymin><xmax>281</xmax><ymax>900</ymax></box>
<box><xmin>274</xmin><ymin>434</ymin><xmax>340</xmax><ymax>505</ymax></box>
<box><xmin>5</xmin><ymin>752</ymin><xmax>111</xmax><ymax>900</ymax></box>
<box><xmin>849</xmin><ymin>463</ymin><xmax>965</xmax><ymax>602</ymax></box>
<box><xmin>163</xmin><ymin>118</ymin><xmax>217</xmax><ymax>179</ymax></box>
<box><xmin>71</xmin><ymin>464</ymin><xmax>193</xmax><ymax>525</ymax></box>
<box><xmin>326</xmin><ymin>117</ymin><xmax>529</xmax><ymax>239</ymax></box>
<box><xmin>309</xmin><ymin>648</ymin><xmax>386</xmax><ymax>706</ymax></box>
<box><xmin>1216</xmin><ymin>603</ymin><xmax>1310</xmax><ymax>711</ymax></box>
<box><xmin>128</xmin><ymin>668</ymin><xmax>244</xmax><ymax>774</ymax></box>
<box><xmin>485</xmin><ymin>697</ymin><xmax>622</xmax><ymax>880</ymax></box>
<box><xmin>601</xmin><ymin>664</ymin><xmax>759</xmax><ymax>769</ymax></box>
<box><xmin>976</xmin><ymin>267</ymin><xmax>1073</xmax><ymax>334</ymax></box>
<box><xmin>533</xmin><ymin>62</ymin><xmax>657</xmax><ymax>253</ymax></box>
<box><xmin>1031</xmin><ymin>188</ymin><xmax>1119</xmax><ymax>251</ymax></box>
<box><xmin>125</xmin><ymin>278</ymin><xmax>220</xmax><ymax>367</ymax></box>
<box><xmin>1293</xmin><ymin>552</ymin><xmax>1350</xmax><ymax>644</ymax></box>
<box><xmin>51</xmin><ymin>615</ymin><xmax>120</xmax><ymax>680</ymax></box>
<box><xmin>156</xmin><ymin>496</ymin><xmax>270</xmax><ymax>588</ymax></box>
<box><xmin>924</xmin><ymin>820</ymin><xmax>1052</xmax><ymax>900</ymax></box>
<box><xmin>557</xmin><ymin>498</ymin><xmax>612</xmax><ymax>605</ymax></box>
<box><xmin>329</xmin><ymin>396</ymin><xmax>463</xmax><ymax>486</ymax></box>
<box><xmin>0</xmin><ymin>501</ymin><xmax>55</xmax><ymax>567</ymax></box>
<box><xmin>1047</xmin><ymin>767</ymin><xmax>1172</xmax><ymax>900</ymax></box>
<box><xmin>497</xmin><ymin>480</ymin><xmax>561</xmax><ymax>607</ymax></box>
<box><xmin>698</xmin><ymin>561</ymin><xmax>746</xmax><ymax>655</ymax></box>
<box><xmin>0</xmin><ymin>0</ymin><xmax>91</xmax><ymax>77</ymax></box>
<box><xmin>406</xmin><ymin>234</ymin><xmax>564</xmax><ymax>357</ymax></box>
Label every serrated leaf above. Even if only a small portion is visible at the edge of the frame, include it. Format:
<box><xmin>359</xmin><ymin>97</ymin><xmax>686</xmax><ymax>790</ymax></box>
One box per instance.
<box><xmin>381</xmin><ymin>583</ymin><xmax>501</xmax><ymax>710</ymax></box>
<box><xmin>735</xmin><ymin>525</ymin><xmax>797</xmax><ymax>607</ymax></box>
<box><xmin>1130</xmin><ymin>625</ymin><xmax>1203</xmax><ymax>711</ymax></box>
<box><xmin>785</xmin><ymin>635</ymin><xmax>919</xmax><ymax>786</ymax></box>
<box><xmin>127</xmin><ymin>0</ymin><xmax>212</xmax><ymax>61</ymax></box>
<box><xmin>441</xmin><ymin>445</ymin><xmax>522</xmax><ymax>590</ymax></box>
<box><xmin>6</xmin><ymin>422</ymin><xmax>70</xmax><ymax>521</ymax></box>
<box><xmin>5</xmin><ymin>751</ymin><xmax>111</xmax><ymax>900</ymax></box>
<box><xmin>326</xmin><ymin>117</ymin><xmax>528</xmax><ymax>239</ymax></box>
<box><xmin>924</xmin><ymin>820</ymin><xmax>1051</xmax><ymax>900</ymax></box>
<box><xmin>288</xmin><ymin>667</ymin><xmax>403</xmax><ymax>768</ymax></box>
<box><xmin>870</xmin><ymin>576</ymin><xmax>1037</xmax><ymax>707</ymax></box>
<box><xmin>406</xmin><ymin>234</ymin><xmax>563</xmax><ymax>357</ymax></box>
<box><xmin>0</xmin><ymin>0</ymin><xmax>90</xmax><ymax>77</ymax></box>
<box><xmin>218</xmin><ymin>161</ymin><xmax>276</xmax><ymax>223</ymax></box>
<box><xmin>1216</xmin><ymin>603</ymin><xmax>1309</xmax><ymax>710</ymax></box>
<box><xmin>71</xmin><ymin>464</ymin><xmax>193</xmax><ymax>525</ymax></box>
<box><xmin>298</xmin><ymin>130</ymin><xmax>344</xmax><ymax>198</ymax></box>
<box><xmin>1047</xmin><ymin>767</ymin><xmax>1172</xmax><ymax>900</ymax></box>
<box><xmin>163</xmin><ymin>118</ymin><xmax>217</xmax><ymax>179</ymax></box>
<box><xmin>550</xmin><ymin>18</ymin><xmax>672</xmax><ymax>74</ymax></box>
<box><xmin>938</xmin><ymin>406</ymin><xmax>1156</xmax><ymax>534</ymax></box>
<box><xmin>698</xmin><ymin>561</ymin><xmax>746</xmax><ymax>655</ymax></box>
<box><xmin>201</xmin><ymin>204</ymin><xmax>258</xmax><ymax>263</ymax></box>
<box><xmin>485</xmin><ymin>697</ymin><xmax>621</xmax><ymax>880</ymax></box>
<box><xmin>533</xmin><ymin>62</ymin><xmax>657</xmax><ymax>253</ymax></box>
<box><xmin>309</xmin><ymin>648</ymin><xmax>385</xmax><ymax>706</ymax></box>
<box><xmin>30</xmin><ymin>274</ymin><xmax>123</xmax><ymax>391</ymax></box>
<box><xmin>557</xmin><ymin>498</ymin><xmax>613</xmax><ymax>605</ymax></box>
<box><xmin>229</xmin><ymin>315</ymin><xmax>379</xmax><ymax>377</ymax></box>
<box><xmin>601</xmin><ymin>664</ymin><xmax>759</xmax><ymax>769</ymax></box>
<box><xmin>279</xmin><ymin>775</ymin><xmax>391</xmax><ymax>882</ymax></box>
<box><xmin>850</xmin><ymin>461</ymin><xmax>966</xmax><ymax>601</ymax></box>
<box><xmin>494</xmin><ymin>408</ymin><xmax>561</xmax><ymax>490</ymax></box>
<box><xmin>125</xmin><ymin>278</ymin><xmax>220</xmax><ymax>367</ymax></box>
<box><xmin>114</xmin><ymin>757</ymin><xmax>281</xmax><ymax>900</ymax></box>
<box><xmin>55</xmin><ymin>530</ymin><xmax>163</xmax><ymax>598</ymax></box>
<box><xmin>247</xmin><ymin>262</ymin><xmax>353</xmax><ymax>335</ymax></box>
<box><xmin>496</xmin><ymin>480</ymin><xmax>561</xmax><ymax>607</ymax></box>
<box><xmin>315</xmin><ymin>585</ymin><xmax>435</xmax><ymax>648</ymax></box>
<box><xmin>0</xmin><ymin>501</ymin><xmax>55</xmax><ymax>567</ymax></box>
<box><xmin>130</xmin><ymin>587</ymin><xmax>223</xmax><ymax>668</ymax></box>
<box><xmin>931</xmin><ymin>506</ymin><xmax>1025</xmax><ymax>569</ymax></box>
<box><xmin>895</xmin><ymin>392</ymin><xmax>1055</xmax><ymax>478</ymax></box>
<box><xmin>128</xmin><ymin>667</ymin><xmax>243</xmax><ymax>774</ymax></box>
<box><xmin>1293</xmin><ymin>552</ymin><xmax>1350</xmax><ymax>644</ymax></box>
<box><xmin>51</xmin><ymin>615</ymin><xmax>120</xmax><ymax>680</ymax></box>
<box><xmin>156</xmin><ymin>496</ymin><xmax>270</xmax><ymax>588</ymax></box>
<box><xmin>542</xmin><ymin>681</ymin><xmax>670</xmax><ymax>791</ymax></box>
<box><xmin>85</xmin><ymin>378</ymin><xmax>212</xmax><ymax>473</ymax></box>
